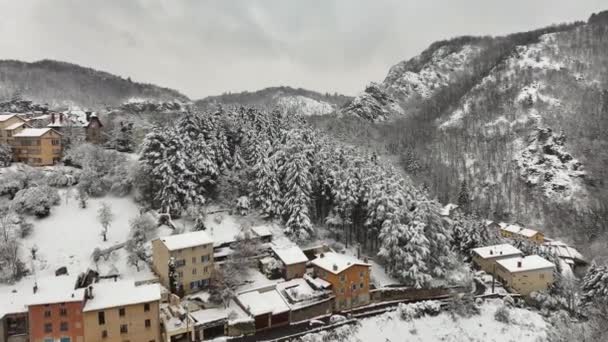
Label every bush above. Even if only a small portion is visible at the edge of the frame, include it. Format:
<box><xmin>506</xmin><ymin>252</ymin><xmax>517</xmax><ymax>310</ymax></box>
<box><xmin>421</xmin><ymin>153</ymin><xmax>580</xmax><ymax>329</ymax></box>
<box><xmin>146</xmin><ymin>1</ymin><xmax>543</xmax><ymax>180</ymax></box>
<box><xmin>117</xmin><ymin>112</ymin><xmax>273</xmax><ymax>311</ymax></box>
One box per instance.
<box><xmin>494</xmin><ymin>305</ymin><xmax>511</xmax><ymax>323</ymax></box>
<box><xmin>45</xmin><ymin>168</ymin><xmax>80</xmax><ymax>187</ymax></box>
<box><xmin>448</xmin><ymin>293</ymin><xmax>480</xmax><ymax>319</ymax></box>
<box><xmin>398</xmin><ymin>300</ymin><xmax>442</xmax><ymax>321</ymax></box>
<box><xmin>13</xmin><ymin>186</ymin><xmax>61</xmax><ymax>217</ymax></box>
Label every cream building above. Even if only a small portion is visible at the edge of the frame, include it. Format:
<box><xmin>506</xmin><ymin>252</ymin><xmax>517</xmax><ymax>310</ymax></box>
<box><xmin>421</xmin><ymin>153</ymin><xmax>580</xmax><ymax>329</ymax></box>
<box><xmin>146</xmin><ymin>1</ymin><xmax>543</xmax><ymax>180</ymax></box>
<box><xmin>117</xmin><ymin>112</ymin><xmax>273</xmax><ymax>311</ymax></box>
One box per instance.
<box><xmin>82</xmin><ymin>280</ymin><xmax>161</xmax><ymax>342</ymax></box>
<box><xmin>495</xmin><ymin>255</ymin><xmax>555</xmax><ymax>296</ymax></box>
<box><xmin>151</xmin><ymin>230</ymin><xmax>214</xmax><ymax>295</ymax></box>
<box><xmin>0</xmin><ymin>114</ymin><xmax>28</xmax><ymax>145</ymax></box>
<box><xmin>471</xmin><ymin>244</ymin><xmax>523</xmax><ymax>275</ymax></box>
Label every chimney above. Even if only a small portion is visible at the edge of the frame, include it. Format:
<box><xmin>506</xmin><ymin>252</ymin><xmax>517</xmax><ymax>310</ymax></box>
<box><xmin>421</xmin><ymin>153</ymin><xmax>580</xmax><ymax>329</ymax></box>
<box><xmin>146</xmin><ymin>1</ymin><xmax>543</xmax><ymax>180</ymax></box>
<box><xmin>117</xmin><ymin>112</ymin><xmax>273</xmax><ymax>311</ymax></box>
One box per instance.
<box><xmin>517</xmin><ymin>260</ymin><xmax>522</xmax><ymax>268</ymax></box>
<box><xmin>363</xmin><ymin>257</ymin><xmax>369</xmax><ymax>263</ymax></box>
<box><xmin>87</xmin><ymin>285</ymin><xmax>94</xmax><ymax>299</ymax></box>
<box><xmin>51</xmin><ymin>113</ymin><xmax>55</xmax><ymax>123</ymax></box>
<box><xmin>489</xmin><ymin>250</ymin><xmax>493</xmax><ymax>255</ymax></box>
<box><xmin>332</xmin><ymin>264</ymin><xmax>338</xmax><ymax>272</ymax></box>
<box><xmin>33</xmin><ymin>282</ymin><xmax>38</xmax><ymax>294</ymax></box>
<box><xmin>85</xmin><ymin>111</ymin><xmax>91</xmax><ymax>122</ymax></box>
<box><xmin>320</xmin><ymin>253</ymin><xmax>325</xmax><ymax>258</ymax></box>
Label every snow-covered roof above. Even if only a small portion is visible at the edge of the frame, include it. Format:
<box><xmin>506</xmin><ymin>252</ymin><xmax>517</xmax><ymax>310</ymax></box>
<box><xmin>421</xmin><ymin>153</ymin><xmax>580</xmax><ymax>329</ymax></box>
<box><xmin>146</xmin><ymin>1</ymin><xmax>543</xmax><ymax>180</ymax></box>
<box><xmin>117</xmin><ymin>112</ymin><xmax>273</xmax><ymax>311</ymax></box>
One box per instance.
<box><xmin>237</xmin><ymin>287</ymin><xmax>290</xmax><ymax>316</ymax></box>
<box><xmin>440</xmin><ymin>203</ymin><xmax>459</xmax><ymax>216</ymax></box>
<box><xmin>271</xmin><ymin>244</ymin><xmax>308</xmax><ymax>265</ymax></box>
<box><xmin>28</xmin><ymin>276</ymin><xmax>84</xmax><ymax>306</ymax></box>
<box><xmin>83</xmin><ymin>281</ymin><xmax>161</xmax><ymax>312</ymax></box>
<box><xmin>13</xmin><ymin>128</ymin><xmax>57</xmax><ymax>137</ymax></box>
<box><xmin>542</xmin><ymin>240</ymin><xmax>586</xmax><ymax>263</ymax></box>
<box><xmin>0</xmin><ymin>114</ymin><xmax>17</xmax><ymax>122</ymax></box>
<box><xmin>501</xmin><ymin>224</ymin><xmax>540</xmax><ymax>238</ymax></box>
<box><xmin>158</xmin><ymin>230</ymin><xmax>213</xmax><ymax>251</ymax></box>
<box><xmin>48</xmin><ymin>110</ymin><xmax>98</xmax><ymax>128</ymax></box>
<box><xmin>190</xmin><ymin>307</ymin><xmax>227</xmax><ymax>326</ymax></box>
<box><xmin>471</xmin><ymin>244</ymin><xmax>523</xmax><ymax>259</ymax></box>
<box><xmin>5</xmin><ymin>121</ymin><xmax>26</xmax><ymax>130</ymax></box>
<box><xmin>304</xmin><ymin>274</ymin><xmax>332</xmax><ymax>290</ymax></box>
<box><xmin>251</xmin><ymin>225</ymin><xmax>272</xmax><ymax>238</ymax></box>
<box><xmin>311</xmin><ymin>252</ymin><xmax>370</xmax><ymax>274</ymax></box>
<box><xmin>496</xmin><ymin>255</ymin><xmax>555</xmax><ymax>273</ymax></box>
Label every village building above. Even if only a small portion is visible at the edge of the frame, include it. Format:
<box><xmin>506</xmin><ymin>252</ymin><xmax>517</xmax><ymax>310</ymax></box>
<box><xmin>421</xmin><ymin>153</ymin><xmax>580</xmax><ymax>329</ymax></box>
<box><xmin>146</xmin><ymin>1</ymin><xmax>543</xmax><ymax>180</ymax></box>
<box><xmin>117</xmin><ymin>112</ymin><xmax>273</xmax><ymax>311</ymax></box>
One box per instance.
<box><xmin>0</xmin><ymin>114</ymin><xmax>29</xmax><ymax>146</ymax></box>
<box><xmin>151</xmin><ymin>230</ymin><xmax>214</xmax><ymax>295</ymax></box>
<box><xmin>310</xmin><ymin>252</ymin><xmax>371</xmax><ymax>311</ymax></box>
<box><xmin>499</xmin><ymin>224</ymin><xmax>544</xmax><ymax>244</ymax></box>
<box><xmin>236</xmin><ymin>285</ymin><xmax>291</xmax><ymax>332</ymax></box>
<box><xmin>250</xmin><ymin>225</ymin><xmax>273</xmax><ymax>243</ymax></box>
<box><xmin>495</xmin><ymin>255</ymin><xmax>555</xmax><ymax>296</ymax></box>
<box><xmin>11</xmin><ymin>128</ymin><xmax>62</xmax><ymax>166</ymax></box>
<box><xmin>471</xmin><ymin>244</ymin><xmax>524</xmax><ymax>275</ymax></box>
<box><xmin>542</xmin><ymin>239</ymin><xmax>588</xmax><ymax>272</ymax></box>
<box><xmin>270</xmin><ymin>245</ymin><xmax>308</xmax><ymax>280</ymax></box>
<box><xmin>27</xmin><ymin>276</ymin><xmax>85</xmax><ymax>342</ymax></box>
<box><xmin>82</xmin><ymin>281</ymin><xmax>161</xmax><ymax>342</ymax></box>
<box><xmin>48</xmin><ymin>111</ymin><xmax>103</xmax><ymax>145</ymax></box>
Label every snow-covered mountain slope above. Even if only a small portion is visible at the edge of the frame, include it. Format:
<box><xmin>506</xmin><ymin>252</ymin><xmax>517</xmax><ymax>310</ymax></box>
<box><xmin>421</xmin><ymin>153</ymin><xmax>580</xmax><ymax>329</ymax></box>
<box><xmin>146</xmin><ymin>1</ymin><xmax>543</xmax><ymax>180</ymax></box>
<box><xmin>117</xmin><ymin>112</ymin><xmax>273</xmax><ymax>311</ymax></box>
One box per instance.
<box><xmin>196</xmin><ymin>86</ymin><xmax>351</xmax><ymax>116</ymax></box>
<box><xmin>339</xmin><ymin>38</ymin><xmax>485</xmax><ymax>121</ymax></box>
<box><xmin>0</xmin><ymin>60</ymin><xmax>188</xmax><ymax>110</ymax></box>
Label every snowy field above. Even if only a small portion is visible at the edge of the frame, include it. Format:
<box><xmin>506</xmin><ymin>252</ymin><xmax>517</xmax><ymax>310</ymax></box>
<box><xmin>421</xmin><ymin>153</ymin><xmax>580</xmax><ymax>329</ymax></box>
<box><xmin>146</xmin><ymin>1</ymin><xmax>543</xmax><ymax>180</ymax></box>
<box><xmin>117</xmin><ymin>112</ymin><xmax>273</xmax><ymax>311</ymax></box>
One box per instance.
<box><xmin>303</xmin><ymin>299</ymin><xmax>547</xmax><ymax>342</ymax></box>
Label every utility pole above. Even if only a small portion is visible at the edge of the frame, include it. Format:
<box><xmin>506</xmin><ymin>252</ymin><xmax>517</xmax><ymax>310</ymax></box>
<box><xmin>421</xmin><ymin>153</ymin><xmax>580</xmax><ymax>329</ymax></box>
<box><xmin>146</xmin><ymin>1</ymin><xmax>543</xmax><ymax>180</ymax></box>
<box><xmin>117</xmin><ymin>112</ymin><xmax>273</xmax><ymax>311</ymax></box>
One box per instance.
<box><xmin>492</xmin><ymin>264</ymin><xmax>496</xmax><ymax>294</ymax></box>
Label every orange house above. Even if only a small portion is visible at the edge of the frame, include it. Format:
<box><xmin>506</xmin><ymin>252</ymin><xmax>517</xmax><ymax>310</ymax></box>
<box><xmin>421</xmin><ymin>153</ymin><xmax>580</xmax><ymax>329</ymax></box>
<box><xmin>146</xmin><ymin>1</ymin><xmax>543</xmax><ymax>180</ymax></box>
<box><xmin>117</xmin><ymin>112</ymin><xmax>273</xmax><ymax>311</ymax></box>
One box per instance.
<box><xmin>311</xmin><ymin>252</ymin><xmax>371</xmax><ymax>311</ymax></box>
<box><xmin>27</xmin><ymin>276</ymin><xmax>86</xmax><ymax>342</ymax></box>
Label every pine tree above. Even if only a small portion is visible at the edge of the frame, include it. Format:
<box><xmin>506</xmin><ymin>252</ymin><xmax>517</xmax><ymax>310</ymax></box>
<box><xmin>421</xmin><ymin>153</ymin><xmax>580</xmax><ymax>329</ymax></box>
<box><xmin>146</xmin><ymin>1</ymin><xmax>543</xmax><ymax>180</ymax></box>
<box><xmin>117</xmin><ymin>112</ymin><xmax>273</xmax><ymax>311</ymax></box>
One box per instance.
<box><xmin>580</xmin><ymin>262</ymin><xmax>608</xmax><ymax>308</ymax></box>
<box><xmin>416</xmin><ymin>200</ymin><xmax>454</xmax><ymax>278</ymax></box>
<box><xmin>457</xmin><ymin>180</ymin><xmax>471</xmax><ymax>212</ymax></box>
<box><xmin>250</xmin><ymin>141</ymin><xmax>282</xmax><ymax>218</ymax></box>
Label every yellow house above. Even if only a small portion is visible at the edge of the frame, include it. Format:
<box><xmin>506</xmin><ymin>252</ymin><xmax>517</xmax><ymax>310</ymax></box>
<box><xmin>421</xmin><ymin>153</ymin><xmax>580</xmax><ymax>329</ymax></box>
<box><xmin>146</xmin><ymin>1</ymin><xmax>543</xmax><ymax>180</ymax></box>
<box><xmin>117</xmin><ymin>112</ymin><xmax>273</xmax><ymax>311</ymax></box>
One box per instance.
<box><xmin>499</xmin><ymin>224</ymin><xmax>544</xmax><ymax>244</ymax></box>
<box><xmin>82</xmin><ymin>280</ymin><xmax>161</xmax><ymax>342</ymax></box>
<box><xmin>151</xmin><ymin>230</ymin><xmax>214</xmax><ymax>295</ymax></box>
<box><xmin>471</xmin><ymin>244</ymin><xmax>523</xmax><ymax>275</ymax></box>
<box><xmin>0</xmin><ymin>114</ymin><xmax>28</xmax><ymax>145</ymax></box>
<box><xmin>495</xmin><ymin>255</ymin><xmax>555</xmax><ymax>296</ymax></box>
<box><xmin>11</xmin><ymin>128</ymin><xmax>62</xmax><ymax>166</ymax></box>
<box><xmin>311</xmin><ymin>252</ymin><xmax>371</xmax><ymax>311</ymax></box>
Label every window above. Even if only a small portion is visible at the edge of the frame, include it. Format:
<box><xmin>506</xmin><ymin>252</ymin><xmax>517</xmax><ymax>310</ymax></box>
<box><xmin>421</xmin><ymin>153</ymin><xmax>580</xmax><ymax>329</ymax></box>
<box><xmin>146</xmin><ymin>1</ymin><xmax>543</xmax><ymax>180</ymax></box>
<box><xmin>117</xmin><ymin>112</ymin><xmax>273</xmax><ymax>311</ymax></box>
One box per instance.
<box><xmin>360</xmin><ymin>271</ymin><xmax>364</xmax><ymax>278</ymax></box>
<box><xmin>352</xmin><ymin>284</ymin><xmax>357</xmax><ymax>290</ymax></box>
<box><xmin>540</xmin><ymin>273</ymin><xmax>545</xmax><ymax>279</ymax></box>
<box><xmin>60</xmin><ymin>308</ymin><xmax>68</xmax><ymax>316</ymax></box>
<box><xmin>101</xmin><ymin>330</ymin><xmax>108</xmax><ymax>338</ymax></box>
<box><xmin>60</xmin><ymin>322</ymin><xmax>69</xmax><ymax>331</ymax></box>
<box><xmin>119</xmin><ymin>308</ymin><xmax>125</xmax><ymax>317</ymax></box>
<box><xmin>340</xmin><ymin>275</ymin><xmax>345</xmax><ymax>282</ymax></box>
<box><xmin>44</xmin><ymin>323</ymin><xmax>52</xmax><ymax>333</ymax></box>
<box><xmin>7</xmin><ymin>131</ymin><xmax>11</xmax><ymax>137</ymax></box>
<box><xmin>175</xmin><ymin>259</ymin><xmax>186</xmax><ymax>267</ymax></box>
<box><xmin>192</xmin><ymin>257</ymin><xmax>196</xmax><ymax>264</ymax></box>
<box><xmin>52</xmin><ymin>139</ymin><xmax>60</xmax><ymax>146</ymax></box>
<box><xmin>98</xmin><ymin>311</ymin><xmax>105</xmax><ymax>325</ymax></box>
<box><xmin>360</xmin><ymin>283</ymin><xmax>364</xmax><ymax>289</ymax></box>
<box><xmin>120</xmin><ymin>324</ymin><xmax>128</xmax><ymax>334</ymax></box>
<box><xmin>44</xmin><ymin>310</ymin><xmax>52</xmax><ymax>318</ymax></box>
<box><xmin>192</xmin><ymin>268</ymin><xmax>197</xmax><ymax>275</ymax></box>
<box><xmin>144</xmin><ymin>303</ymin><xmax>150</xmax><ymax>312</ymax></box>
<box><xmin>203</xmin><ymin>266</ymin><xmax>208</xmax><ymax>273</ymax></box>
<box><xmin>178</xmin><ymin>271</ymin><xmax>183</xmax><ymax>278</ymax></box>
<box><xmin>44</xmin><ymin>339</ymin><xmax>53</xmax><ymax>342</ymax></box>
<box><xmin>201</xmin><ymin>255</ymin><xmax>210</xmax><ymax>263</ymax></box>
<box><xmin>145</xmin><ymin>319</ymin><xmax>151</xmax><ymax>328</ymax></box>
<box><xmin>60</xmin><ymin>337</ymin><xmax>70</xmax><ymax>342</ymax></box>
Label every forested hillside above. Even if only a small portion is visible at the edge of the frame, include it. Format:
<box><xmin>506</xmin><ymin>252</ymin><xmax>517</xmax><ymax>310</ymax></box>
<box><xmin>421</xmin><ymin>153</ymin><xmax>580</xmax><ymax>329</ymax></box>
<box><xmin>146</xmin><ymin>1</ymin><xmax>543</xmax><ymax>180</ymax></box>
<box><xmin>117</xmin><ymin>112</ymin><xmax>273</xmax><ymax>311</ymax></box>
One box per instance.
<box><xmin>0</xmin><ymin>59</ymin><xmax>188</xmax><ymax>109</ymax></box>
<box><xmin>316</xmin><ymin>12</ymin><xmax>608</xmax><ymax>253</ymax></box>
<box><xmin>196</xmin><ymin>86</ymin><xmax>351</xmax><ymax>116</ymax></box>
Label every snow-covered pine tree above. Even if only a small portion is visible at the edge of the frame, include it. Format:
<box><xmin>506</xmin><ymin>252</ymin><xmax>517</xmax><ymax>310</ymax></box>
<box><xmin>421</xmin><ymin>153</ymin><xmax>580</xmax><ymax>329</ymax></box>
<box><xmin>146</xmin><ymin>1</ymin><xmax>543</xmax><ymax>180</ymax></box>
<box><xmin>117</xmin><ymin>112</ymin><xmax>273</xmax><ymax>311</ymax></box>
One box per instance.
<box><xmin>281</xmin><ymin>133</ymin><xmax>314</xmax><ymax>241</ymax></box>
<box><xmin>580</xmin><ymin>262</ymin><xmax>608</xmax><ymax>308</ymax></box>
<box><xmin>415</xmin><ymin>200</ymin><xmax>454</xmax><ymax>278</ymax></box>
<box><xmin>250</xmin><ymin>141</ymin><xmax>283</xmax><ymax>218</ymax></box>
<box><xmin>457</xmin><ymin>180</ymin><xmax>471</xmax><ymax>213</ymax></box>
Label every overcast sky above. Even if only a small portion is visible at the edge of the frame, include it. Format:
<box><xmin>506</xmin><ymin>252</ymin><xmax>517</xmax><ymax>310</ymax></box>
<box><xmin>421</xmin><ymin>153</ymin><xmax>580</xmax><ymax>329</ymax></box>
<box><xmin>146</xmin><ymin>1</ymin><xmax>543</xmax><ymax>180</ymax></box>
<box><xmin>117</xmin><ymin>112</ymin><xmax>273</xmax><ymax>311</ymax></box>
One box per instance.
<box><xmin>0</xmin><ymin>1</ymin><xmax>605</xmax><ymax>99</ymax></box>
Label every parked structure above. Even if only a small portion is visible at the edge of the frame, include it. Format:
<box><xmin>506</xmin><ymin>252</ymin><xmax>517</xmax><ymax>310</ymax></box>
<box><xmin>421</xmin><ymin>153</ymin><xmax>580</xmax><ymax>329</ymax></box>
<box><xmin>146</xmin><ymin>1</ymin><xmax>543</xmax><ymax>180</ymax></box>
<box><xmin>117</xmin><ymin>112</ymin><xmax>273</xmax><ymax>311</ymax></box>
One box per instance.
<box><xmin>310</xmin><ymin>252</ymin><xmax>371</xmax><ymax>311</ymax></box>
<box><xmin>471</xmin><ymin>244</ymin><xmax>523</xmax><ymax>275</ymax></box>
<box><xmin>151</xmin><ymin>230</ymin><xmax>214</xmax><ymax>295</ymax></box>
<box><xmin>82</xmin><ymin>280</ymin><xmax>161</xmax><ymax>342</ymax></box>
<box><xmin>11</xmin><ymin>128</ymin><xmax>62</xmax><ymax>166</ymax></box>
<box><xmin>271</xmin><ymin>245</ymin><xmax>308</xmax><ymax>280</ymax></box>
<box><xmin>499</xmin><ymin>224</ymin><xmax>544</xmax><ymax>244</ymax></box>
<box><xmin>495</xmin><ymin>255</ymin><xmax>555</xmax><ymax>296</ymax></box>
<box><xmin>48</xmin><ymin>111</ymin><xmax>103</xmax><ymax>145</ymax></box>
<box><xmin>0</xmin><ymin>114</ymin><xmax>28</xmax><ymax>146</ymax></box>
<box><xmin>236</xmin><ymin>286</ymin><xmax>290</xmax><ymax>332</ymax></box>
<box><xmin>27</xmin><ymin>276</ymin><xmax>85</xmax><ymax>342</ymax></box>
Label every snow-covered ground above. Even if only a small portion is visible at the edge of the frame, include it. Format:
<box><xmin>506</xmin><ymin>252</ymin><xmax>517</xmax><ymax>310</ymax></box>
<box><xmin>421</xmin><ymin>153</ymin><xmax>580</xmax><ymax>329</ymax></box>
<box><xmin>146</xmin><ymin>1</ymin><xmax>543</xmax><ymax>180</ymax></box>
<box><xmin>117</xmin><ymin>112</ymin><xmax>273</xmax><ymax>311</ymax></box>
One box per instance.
<box><xmin>275</xmin><ymin>95</ymin><xmax>335</xmax><ymax>116</ymax></box>
<box><xmin>303</xmin><ymin>299</ymin><xmax>547</xmax><ymax>342</ymax></box>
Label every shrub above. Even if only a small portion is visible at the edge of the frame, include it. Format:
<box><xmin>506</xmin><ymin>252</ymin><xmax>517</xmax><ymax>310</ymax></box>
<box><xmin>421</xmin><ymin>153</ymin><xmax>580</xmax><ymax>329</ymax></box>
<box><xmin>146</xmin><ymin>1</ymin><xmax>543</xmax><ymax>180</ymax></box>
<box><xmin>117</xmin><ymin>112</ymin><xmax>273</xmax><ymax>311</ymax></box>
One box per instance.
<box><xmin>494</xmin><ymin>305</ymin><xmax>511</xmax><ymax>323</ymax></box>
<box><xmin>13</xmin><ymin>186</ymin><xmax>60</xmax><ymax>217</ymax></box>
<box><xmin>46</xmin><ymin>168</ymin><xmax>80</xmax><ymax>187</ymax></box>
<box><xmin>398</xmin><ymin>300</ymin><xmax>442</xmax><ymax>321</ymax></box>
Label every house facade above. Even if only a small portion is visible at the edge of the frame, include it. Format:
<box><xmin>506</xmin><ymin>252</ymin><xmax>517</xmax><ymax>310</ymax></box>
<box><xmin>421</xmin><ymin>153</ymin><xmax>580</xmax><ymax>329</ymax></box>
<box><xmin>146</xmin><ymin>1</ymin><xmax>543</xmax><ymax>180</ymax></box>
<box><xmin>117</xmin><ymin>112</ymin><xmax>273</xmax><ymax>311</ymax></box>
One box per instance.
<box><xmin>82</xmin><ymin>281</ymin><xmax>161</xmax><ymax>342</ymax></box>
<box><xmin>0</xmin><ymin>114</ymin><xmax>29</xmax><ymax>146</ymax></box>
<box><xmin>495</xmin><ymin>255</ymin><xmax>555</xmax><ymax>296</ymax></box>
<box><xmin>11</xmin><ymin>128</ymin><xmax>62</xmax><ymax>166</ymax></box>
<box><xmin>27</xmin><ymin>276</ymin><xmax>86</xmax><ymax>342</ymax></box>
<box><xmin>310</xmin><ymin>252</ymin><xmax>371</xmax><ymax>311</ymax></box>
<box><xmin>48</xmin><ymin>111</ymin><xmax>103</xmax><ymax>145</ymax></box>
<box><xmin>151</xmin><ymin>231</ymin><xmax>214</xmax><ymax>295</ymax></box>
<box><xmin>471</xmin><ymin>244</ymin><xmax>523</xmax><ymax>275</ymax></box>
